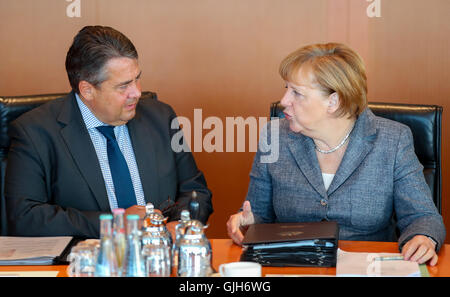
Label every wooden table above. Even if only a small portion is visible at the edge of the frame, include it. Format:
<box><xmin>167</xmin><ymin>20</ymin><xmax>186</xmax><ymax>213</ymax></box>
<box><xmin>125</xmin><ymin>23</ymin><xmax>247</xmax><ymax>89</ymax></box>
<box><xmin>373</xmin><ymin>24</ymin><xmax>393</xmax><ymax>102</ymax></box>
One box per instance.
<box><xmin>210</xmin><ymin>239</ymin><xmax>450</xmax><ymax>277</ymax></box>
<box><xmin>1</xmin><ymin>239</ymin><xmax>449</xmax><ymax>277</ymax></box>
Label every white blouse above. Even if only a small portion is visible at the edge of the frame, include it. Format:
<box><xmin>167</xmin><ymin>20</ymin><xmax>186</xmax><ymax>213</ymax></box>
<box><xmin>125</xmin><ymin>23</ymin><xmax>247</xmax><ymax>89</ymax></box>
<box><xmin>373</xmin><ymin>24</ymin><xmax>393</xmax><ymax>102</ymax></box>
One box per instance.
<box><xmin>322</xmin><ymin>173</ymin><xmax>335</xmax><ymax>191</ymax></box>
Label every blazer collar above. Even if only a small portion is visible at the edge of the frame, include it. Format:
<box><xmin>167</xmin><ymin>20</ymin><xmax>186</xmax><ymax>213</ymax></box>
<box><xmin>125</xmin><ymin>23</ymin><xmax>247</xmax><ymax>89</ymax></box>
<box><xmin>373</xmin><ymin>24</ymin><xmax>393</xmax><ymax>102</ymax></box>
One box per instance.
<box><xmin>56</xmin><ymin>91</ymin><xmax>109</xmax><ymax>210</ymax></box>
<box><xmin>56</xmin><ymin>92</ymin><xmax>161</xmax><ymax>207</ymax></box>
<box><xmin>126</xmin><ymin>103</ymin><xmax>160</xmax><ymax>204</ymax></box>
<box><xmin>287</xmin><ymin>107</ymin><xmax>377</xmax><ymax>198</ymax></box>
<box><xmin>326</xmin><ymin>108</ymin><xmax>377</xmax><ymax>195</ymax></box>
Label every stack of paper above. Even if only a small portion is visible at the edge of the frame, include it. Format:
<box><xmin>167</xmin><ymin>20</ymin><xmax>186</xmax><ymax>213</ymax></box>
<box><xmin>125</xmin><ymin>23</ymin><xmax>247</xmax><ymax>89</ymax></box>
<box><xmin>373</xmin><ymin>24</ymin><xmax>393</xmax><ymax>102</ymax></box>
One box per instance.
<box><xmin>336</xmin><ymin>249</ymin><xmax>423</xmax><ymax>277</ymax></box>
<box><xmin>0</xmin><ymin>236</ymin><xmax>73</xmax><ymax>265</ymax></box>
<box><xmin>0</xmin><ymin>271</ymin><xmax>60</xmax><ymax>277</ymax></box>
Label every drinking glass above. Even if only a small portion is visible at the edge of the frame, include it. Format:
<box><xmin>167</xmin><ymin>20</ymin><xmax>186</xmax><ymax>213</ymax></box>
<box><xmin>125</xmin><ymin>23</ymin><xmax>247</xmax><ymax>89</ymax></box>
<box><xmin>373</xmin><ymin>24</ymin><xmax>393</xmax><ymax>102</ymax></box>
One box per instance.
<box><xmin>67</xmin><ymin>243</ymin><xmax>97</xmax><ymax>277</ymax></box>
<box><xmin>143</xmin><ymin>245</ymin><xmax>171</xmax><ymax>277</ymax></box>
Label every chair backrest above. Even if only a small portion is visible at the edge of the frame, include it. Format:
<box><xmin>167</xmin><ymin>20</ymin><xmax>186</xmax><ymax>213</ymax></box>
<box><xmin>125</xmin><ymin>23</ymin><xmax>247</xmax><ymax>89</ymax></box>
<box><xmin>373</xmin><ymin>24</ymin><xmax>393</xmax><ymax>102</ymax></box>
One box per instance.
<box><xmin>270</xmin><ymin>101</ymin><xmax>442</xmax><ymax>214</ymax></box>
<box><xmin>0</xmin><ymin>93</ymin><xmax>65</xmax><ymax>236</ymax></box>
<box><xmin>0</xmin><ymin>91</ymin><xmax>155</xmax><ymax>235</ymax></box>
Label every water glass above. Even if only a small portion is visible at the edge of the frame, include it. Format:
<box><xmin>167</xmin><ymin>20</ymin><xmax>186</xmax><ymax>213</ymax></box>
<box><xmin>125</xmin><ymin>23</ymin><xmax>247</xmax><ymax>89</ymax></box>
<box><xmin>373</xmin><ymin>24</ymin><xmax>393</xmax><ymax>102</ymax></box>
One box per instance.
<box><xmin>67</xmin><ymin>243</ymin><xmax>97</xmax><ymax>277</ymax></box>
<box><xmin>143</xmin><ymin>245</ymin><xmax>171</xmax><ymax>277</ymax></box>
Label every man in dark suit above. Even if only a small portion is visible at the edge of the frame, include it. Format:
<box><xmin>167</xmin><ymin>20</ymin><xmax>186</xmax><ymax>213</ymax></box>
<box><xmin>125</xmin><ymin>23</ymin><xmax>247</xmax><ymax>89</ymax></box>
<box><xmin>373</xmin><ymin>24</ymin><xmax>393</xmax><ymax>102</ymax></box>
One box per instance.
<box><xmin>5</xmin><ymin>26</ymin><xmax>213</xmax><ymax>238</ymax></box>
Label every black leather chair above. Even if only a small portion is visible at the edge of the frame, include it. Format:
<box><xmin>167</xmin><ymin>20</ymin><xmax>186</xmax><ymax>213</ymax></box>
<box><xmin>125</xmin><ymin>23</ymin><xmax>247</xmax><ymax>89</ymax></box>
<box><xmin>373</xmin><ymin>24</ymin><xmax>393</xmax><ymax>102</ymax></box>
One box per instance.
<box><xmin>270</xmin><ymin>101</ymin><xmax>443</xmax><ymax>214</ymax></box>
<box><xmin>0</xmin><ymin>91</ymin><xmax>155</xmax><ymax>235</ymax></box>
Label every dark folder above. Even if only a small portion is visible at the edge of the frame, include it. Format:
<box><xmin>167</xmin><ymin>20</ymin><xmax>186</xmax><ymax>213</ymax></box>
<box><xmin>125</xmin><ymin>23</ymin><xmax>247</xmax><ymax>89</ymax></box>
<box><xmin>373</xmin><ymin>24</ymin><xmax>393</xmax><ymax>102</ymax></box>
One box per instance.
<box><xmin>240</xmin><ymin>221</ymin><xmax>339</xmax><ymax>267</ymax></box>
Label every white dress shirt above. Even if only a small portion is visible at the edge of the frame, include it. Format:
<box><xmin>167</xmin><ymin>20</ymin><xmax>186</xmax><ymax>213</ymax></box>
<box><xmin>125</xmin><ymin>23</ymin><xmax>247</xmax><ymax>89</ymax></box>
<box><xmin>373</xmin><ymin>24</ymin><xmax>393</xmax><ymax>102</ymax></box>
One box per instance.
<box><xmin>75</xmin><ymin>93</ymin><xmax>146</xmax><ymax>210</ymax></box>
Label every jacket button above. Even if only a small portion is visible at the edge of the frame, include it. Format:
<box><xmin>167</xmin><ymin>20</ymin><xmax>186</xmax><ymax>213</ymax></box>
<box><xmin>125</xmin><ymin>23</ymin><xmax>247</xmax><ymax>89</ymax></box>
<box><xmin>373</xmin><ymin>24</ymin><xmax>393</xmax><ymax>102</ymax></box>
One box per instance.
<box><xmin>320</xmin><ymin>199</ymin><xmax>327</xmax><ymax>206</ymax></box>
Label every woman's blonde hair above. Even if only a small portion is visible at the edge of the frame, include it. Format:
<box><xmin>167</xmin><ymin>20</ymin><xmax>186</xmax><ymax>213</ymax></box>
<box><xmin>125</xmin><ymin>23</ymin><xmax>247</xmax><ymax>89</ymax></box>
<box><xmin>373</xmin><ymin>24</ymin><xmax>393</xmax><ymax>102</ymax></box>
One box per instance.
<box><xmin>279</xmin><ymin>43</ymin><xmax>367</xmax><ymax>117</ymax></box>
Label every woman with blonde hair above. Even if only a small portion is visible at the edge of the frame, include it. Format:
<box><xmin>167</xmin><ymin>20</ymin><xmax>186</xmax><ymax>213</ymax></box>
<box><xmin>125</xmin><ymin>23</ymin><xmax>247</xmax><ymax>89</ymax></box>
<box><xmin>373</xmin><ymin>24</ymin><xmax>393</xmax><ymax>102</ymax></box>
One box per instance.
<box><xmin>227</xmin><ymin>43</ymin><xmax>445</xmax><ymax>266</ymax></box>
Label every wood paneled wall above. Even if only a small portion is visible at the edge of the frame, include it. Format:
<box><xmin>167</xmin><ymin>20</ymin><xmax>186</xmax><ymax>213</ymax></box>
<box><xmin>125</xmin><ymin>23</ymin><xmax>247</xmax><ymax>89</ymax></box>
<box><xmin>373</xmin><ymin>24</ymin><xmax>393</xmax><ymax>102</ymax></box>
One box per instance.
<box><xmin>1</xmin><ymin>0</ymin><xmax>449</xmax><ymax>241</ymax></box>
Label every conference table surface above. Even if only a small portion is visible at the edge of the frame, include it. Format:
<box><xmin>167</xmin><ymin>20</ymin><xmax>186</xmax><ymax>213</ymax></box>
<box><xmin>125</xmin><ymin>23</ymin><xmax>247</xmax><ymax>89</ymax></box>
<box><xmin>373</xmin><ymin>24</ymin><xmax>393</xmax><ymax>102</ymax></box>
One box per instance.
<box><xmin>0</xmin><ymin>239</ymin><xmax>449</xmax><ymax>277</ymax></box>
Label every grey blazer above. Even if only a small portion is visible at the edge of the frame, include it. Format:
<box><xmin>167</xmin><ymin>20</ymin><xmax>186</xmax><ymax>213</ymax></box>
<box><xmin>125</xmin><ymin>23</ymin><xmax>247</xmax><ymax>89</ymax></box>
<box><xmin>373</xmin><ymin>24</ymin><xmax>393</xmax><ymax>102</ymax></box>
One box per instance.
<box><xmin>246</xmin><ymin>108</ymin><xmax>445</xmax><ymax>251</ymax></box>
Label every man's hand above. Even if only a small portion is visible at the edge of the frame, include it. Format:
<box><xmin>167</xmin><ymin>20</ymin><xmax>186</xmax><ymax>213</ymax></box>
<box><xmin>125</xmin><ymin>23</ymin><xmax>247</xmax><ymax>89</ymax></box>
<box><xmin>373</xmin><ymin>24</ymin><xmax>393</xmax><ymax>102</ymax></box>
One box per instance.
<box><xmin>226</xmin><ymin>201</ymin><xmax>255</xmax><ymax>246</ymax></box>
<box><xmin>124</xmin><ymin>205</ymin><xmax>147</xmax><ymax>229</ymax></box>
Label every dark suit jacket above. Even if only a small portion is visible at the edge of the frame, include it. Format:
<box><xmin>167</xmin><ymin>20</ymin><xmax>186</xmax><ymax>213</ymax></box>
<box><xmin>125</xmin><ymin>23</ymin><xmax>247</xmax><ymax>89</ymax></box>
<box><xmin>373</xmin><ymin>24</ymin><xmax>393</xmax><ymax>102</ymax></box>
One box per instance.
<box><xmin>5</xmin><ymin>91</ymin><xmax>213</xmax><ymax>238</ymax></box>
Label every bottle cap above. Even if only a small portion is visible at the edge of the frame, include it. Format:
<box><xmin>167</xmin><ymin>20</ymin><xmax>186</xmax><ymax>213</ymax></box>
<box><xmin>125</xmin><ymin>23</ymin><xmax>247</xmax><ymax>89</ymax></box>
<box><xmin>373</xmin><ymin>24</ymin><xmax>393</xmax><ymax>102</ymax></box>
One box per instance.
<box><xmin>180</xmin><ymin>209</ymin><xmax>190</xmax><ymax>221</ymax></box>
<box><xmin>145</xmin><ymin>203</ymin><xmax>154</xmax><ymax>213</ymax></box>
<box><xmin>112</xmin><ymin>208</ymin><xmax>125</xmax><ymax>215</ymax></box>
<box><xmin>99</xmin><ymin>214</ymin><xmax>113</xmax><ymax>220</ymax></box>
<box><xmin>126</xmin><ymin>214</ymin><xmax>140</xmax><ymax>220</ymax></box>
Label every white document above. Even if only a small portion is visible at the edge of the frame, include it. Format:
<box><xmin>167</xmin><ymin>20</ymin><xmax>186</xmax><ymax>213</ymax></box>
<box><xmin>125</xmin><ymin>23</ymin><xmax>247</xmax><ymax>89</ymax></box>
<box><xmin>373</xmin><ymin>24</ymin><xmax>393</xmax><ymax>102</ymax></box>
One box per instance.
<box><xmin>0</xmin><ymin>271</ymin><xmax>59</xmax><ymax>277</ymax></box>
<box><xmin>336</xmin><ymin>249</ymin><xmax>422</xmax><ymax>277</ymax></box>
<box><xmin>0</xmin><ymin>236</ymin><xmax>73</xmax><ymax>265</ymax></box>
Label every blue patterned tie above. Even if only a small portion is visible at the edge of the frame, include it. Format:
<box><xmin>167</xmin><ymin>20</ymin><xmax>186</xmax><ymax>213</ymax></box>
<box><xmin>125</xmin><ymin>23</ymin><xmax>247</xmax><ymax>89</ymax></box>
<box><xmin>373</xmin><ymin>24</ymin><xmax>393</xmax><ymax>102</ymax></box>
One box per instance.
<box><xmin>96</xmin><ymin>125</ymin><xmax>137</xmax><ymax>209</ymax></box>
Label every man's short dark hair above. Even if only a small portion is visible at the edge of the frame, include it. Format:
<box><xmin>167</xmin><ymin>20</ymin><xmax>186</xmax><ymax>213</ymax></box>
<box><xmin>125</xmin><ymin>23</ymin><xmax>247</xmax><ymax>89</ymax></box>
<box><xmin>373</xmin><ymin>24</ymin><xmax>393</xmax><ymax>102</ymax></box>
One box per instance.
<box><xmin>65</xmin><ymin>26</ymin><xmax>138</xmax><ymax>94</ymax></box>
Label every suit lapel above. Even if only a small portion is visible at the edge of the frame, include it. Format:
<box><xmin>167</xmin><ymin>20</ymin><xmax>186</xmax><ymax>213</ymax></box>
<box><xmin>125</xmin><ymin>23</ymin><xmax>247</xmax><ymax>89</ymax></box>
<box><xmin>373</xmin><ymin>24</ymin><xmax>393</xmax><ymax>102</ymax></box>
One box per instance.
<box><xmin>327</xmin><ymin>109</ymin><xmax>377</xmax><ymax>195</ymax></box>
<box><xmin>286</xmin><ymin>108</ymin><xmax>377</xmax><ymax>198</ymax></box>
<box><xmin>57</xmin><ymin>92</ymin><xmax>110</xmax><ymax>210</ymax></box>
<box><xmin>287</xmin><ymin>131</ymin><xmax>327</xmax><ymax>199</ymax></box>
<box><xmin>127</xmin><ymin>103</ymin><xmax>160</xmax><ymax>203</ymax></box>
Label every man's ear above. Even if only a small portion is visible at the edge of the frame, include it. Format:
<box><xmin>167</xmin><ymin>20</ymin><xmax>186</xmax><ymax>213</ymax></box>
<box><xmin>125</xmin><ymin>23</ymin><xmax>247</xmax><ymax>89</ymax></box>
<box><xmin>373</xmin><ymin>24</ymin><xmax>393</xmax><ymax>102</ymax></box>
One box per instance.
<box><xmin>327</xmin><ymin>92</ymin><xmax>340</xmax><ymax>113</ymax></box>
<box><xmin>78</xmin><ymin>81</ymin><xmax>95</xmax><ymax>101</ymax></box>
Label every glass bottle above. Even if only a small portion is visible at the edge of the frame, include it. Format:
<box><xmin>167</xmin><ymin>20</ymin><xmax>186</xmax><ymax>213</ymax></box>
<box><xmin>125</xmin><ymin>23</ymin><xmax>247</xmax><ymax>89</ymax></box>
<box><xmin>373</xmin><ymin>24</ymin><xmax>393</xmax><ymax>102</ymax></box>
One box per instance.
<box><xmin>113</xmin><ymin>208</ymin><xmax>126</xmax><ymax>275</ymax></box>
<box><xmin>177</xmin><ymin>220</ymin><xmax>212</xmax><ymax>277</ymax></box>
<box><xmin>94</xmin><ymin>214</ymin><xmax>118</xmax><ymax>277</ymax></box>
<box><xmin>172</xmin><ymin>209</ymin><xmax>191</xmax><ymax>273</ymax></box>
<box><xmin>122</xmin><ymin>214</ymin><xmax>146</xmax><ymax>277</ymax></box>
<box><xmin>142</xmin><ymin>202</ymin><xmax>154</xmax><ymax>230</ymax></box>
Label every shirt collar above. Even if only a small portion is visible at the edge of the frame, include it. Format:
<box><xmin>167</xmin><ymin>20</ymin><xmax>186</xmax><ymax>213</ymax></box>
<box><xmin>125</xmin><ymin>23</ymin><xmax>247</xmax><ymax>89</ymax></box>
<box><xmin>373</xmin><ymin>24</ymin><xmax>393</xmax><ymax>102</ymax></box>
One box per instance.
<box><xmin>75</xmin><ymin>92</ymin><xmax>109</xmax><ymax>129</ymax></box>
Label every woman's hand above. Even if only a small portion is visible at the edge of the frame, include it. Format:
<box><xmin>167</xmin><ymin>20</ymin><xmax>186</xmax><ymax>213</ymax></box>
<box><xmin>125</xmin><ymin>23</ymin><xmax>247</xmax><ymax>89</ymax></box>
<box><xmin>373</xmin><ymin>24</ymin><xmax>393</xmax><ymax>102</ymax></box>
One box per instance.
<box><xmin>402</xmin><ymin>235</ymin><xmax>438</xmax><ymax>266</ymax></box>
<box><xmin>226</xmin><ymin>201</ymin><xmax>255</xmax><ymax>246</ymax></box>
